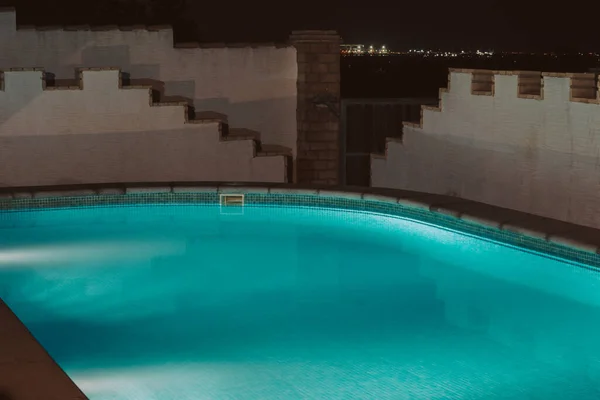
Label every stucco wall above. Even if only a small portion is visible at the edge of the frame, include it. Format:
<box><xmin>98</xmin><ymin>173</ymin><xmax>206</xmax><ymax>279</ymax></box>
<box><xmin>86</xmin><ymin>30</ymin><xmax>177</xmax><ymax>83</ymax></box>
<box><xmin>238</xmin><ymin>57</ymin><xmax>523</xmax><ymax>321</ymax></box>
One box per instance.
<box><xmin>0</xmin><ymin>9</ymin><xmax>298</xmax><ymax>154</ymax></box>
<box><xmin>0</xmin><ymin>69</ymin><xmax>286</xmax><ymax>186</ymax></box>
<box><xmin>371</xmin><ymin>69</ymin><xmax>600</xmax><ymax>229</ymax></box>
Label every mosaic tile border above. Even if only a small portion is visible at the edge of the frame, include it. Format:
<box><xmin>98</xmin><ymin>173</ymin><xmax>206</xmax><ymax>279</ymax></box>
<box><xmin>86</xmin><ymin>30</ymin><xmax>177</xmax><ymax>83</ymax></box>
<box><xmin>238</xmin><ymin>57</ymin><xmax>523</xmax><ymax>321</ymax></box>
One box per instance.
<box><xmin>0</xmin><ymin>183</ymin><xmax>599</xmax><ymax>269</ymax></box>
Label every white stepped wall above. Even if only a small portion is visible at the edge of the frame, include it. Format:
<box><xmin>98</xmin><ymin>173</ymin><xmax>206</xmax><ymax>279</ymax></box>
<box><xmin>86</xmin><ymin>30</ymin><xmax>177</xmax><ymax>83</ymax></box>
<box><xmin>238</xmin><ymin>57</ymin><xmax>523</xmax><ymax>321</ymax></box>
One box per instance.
<box><xmin>371</xmin><ymin>70</ymin><xmax>600</xmax><ymax>229</ymax></box>
<box><xmin>0</xmin><ymin>9</ymin><xmax>297</xmax><ymax>154</ymax></box>
<box><xmin>0</xmin><ymin>69</ymin><xmax>285</xmax><ymax>186</ymax></box>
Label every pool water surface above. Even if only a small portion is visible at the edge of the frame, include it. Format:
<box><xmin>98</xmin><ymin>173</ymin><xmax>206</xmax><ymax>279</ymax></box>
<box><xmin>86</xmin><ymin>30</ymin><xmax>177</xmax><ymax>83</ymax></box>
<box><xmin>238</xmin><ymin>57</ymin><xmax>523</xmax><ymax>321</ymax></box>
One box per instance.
<box><xmin>1</xmin><ymin>204</ymin><xmax>600</xmax><ymax>399</ymax></box>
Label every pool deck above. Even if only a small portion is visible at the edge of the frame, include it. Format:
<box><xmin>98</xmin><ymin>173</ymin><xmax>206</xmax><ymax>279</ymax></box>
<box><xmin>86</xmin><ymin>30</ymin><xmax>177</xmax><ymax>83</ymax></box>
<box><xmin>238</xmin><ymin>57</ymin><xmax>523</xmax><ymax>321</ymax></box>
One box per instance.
<box><xmin>0</xmin><ymin>181</ymin><xmax>599</xmax><ymax>399</ymax></box>
<box><xmin>0</xmin><ymin>299</ymin><xmax>88</xmax><ymax>400</ymax></box>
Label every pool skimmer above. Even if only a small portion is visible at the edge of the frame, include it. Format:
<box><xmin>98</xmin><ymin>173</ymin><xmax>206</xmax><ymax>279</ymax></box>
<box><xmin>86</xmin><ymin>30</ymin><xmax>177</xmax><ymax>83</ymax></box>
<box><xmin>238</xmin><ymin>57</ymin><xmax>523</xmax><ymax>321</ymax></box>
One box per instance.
<box><xmin>220</xmin><ymin>193</ymin><xmax>245</xmax><ymax>214</ymax></box>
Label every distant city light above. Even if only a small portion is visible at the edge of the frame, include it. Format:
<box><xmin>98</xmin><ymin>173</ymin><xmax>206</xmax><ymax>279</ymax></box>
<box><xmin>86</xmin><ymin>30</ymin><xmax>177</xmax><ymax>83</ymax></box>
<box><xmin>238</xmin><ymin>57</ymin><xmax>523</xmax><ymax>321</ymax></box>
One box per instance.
<box><xmin>340</xmin><ymin>44</ymin><xmax>367</xmax><ymax>55</ymax></box>
<box><xmin>340</xmin><ymin>46</ymin><xmax>598</xmax><ymax>58</ymax></box>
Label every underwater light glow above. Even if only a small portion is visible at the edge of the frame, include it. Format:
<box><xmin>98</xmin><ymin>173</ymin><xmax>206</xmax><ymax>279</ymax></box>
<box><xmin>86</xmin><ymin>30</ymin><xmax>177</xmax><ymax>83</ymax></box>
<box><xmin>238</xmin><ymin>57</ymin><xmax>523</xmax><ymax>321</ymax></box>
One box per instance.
<box><xmin>1</xmin><ymin>204</ymin><xmax>599</xmax><ymax>399</ymax></box>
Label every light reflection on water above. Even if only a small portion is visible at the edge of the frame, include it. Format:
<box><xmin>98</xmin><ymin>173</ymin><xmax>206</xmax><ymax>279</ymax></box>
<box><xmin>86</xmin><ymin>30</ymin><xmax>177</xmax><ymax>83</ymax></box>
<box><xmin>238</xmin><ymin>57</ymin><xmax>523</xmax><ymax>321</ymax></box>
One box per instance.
<box><xmin>1</xmin><ymin>205</ymin><xmax>600</xmax><ymax>399</ymax></box>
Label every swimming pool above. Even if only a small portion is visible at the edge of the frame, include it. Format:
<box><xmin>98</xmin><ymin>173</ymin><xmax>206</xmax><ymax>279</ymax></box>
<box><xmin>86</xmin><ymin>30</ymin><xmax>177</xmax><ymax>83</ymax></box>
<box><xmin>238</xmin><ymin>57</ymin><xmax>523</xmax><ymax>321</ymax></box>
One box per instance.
<box><xmin>1</xmin><ymin>187</ymin><xmax>600</xmax><ymax>399</ymax></box>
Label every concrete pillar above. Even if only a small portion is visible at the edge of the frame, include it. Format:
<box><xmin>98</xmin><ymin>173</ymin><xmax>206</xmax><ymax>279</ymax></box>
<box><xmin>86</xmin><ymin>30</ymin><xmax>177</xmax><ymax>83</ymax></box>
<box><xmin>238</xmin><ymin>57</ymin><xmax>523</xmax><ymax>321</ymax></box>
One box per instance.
<box><xmin>290</xmin><ymin>30</ymin><xmax>341</xmax><ymax>185</ymax></box>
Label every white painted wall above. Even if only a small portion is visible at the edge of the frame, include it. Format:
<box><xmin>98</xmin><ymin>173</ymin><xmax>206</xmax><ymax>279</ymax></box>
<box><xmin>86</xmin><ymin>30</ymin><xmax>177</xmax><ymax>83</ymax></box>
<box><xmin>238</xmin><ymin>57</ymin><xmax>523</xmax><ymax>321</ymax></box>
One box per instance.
<box><xmin>0</xmin><ymin>9</ymin><xmax>298</xmax><ymax>154</ymax></box>
<box><xmin>372</xmin><ymin>70</ymin><xmax>600</xmax><ymax>229</ymax></box>
<box><xmin>0</xmin><ymin>70</ymin><xmax>286</xmax><ymax>186</ymax></box>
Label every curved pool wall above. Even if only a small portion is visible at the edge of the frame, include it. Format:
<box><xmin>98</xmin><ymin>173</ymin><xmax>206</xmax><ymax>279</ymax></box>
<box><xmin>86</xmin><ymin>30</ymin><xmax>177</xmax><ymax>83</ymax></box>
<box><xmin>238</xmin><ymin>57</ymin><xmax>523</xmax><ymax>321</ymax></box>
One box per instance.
<box><xmin>1</xmin><ymin>182</ymin><xmax>600</xmax><ymax>400</ymax></box>
<box><xmin>1</xmin><ymin>182</ymin><xmax>599</xmax><ymax>268</ymax></box>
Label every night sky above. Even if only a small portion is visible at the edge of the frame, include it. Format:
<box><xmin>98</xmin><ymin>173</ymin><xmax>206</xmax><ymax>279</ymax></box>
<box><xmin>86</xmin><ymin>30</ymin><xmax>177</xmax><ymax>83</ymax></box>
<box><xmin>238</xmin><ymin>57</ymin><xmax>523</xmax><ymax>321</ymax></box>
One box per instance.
<box><xmin>1</xmin><ymin>0</ymin><xmax>599</xmax><ymax>52</ymax></box>
<box><xmin>337</xmin><ymin>2</ymin><xmax>600</xmax><ymax>52</ymax></box>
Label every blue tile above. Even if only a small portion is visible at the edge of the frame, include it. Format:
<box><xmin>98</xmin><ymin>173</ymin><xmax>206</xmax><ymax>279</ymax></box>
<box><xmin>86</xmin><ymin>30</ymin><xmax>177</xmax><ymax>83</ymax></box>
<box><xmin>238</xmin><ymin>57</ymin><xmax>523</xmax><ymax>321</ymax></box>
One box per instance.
<box><xmin>0</xmin><ymin>192</ymin><xmax>598</xmax><ymax>269</ymax></box>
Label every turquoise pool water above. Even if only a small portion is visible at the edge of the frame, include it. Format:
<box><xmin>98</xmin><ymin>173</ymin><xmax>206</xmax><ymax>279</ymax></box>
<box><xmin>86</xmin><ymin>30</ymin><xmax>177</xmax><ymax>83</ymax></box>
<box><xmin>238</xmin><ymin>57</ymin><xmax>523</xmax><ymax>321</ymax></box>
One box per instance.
<box><xmin>1</xmin><ymin>204</ymin><xmax>600</xmax><ymax>399</ymax></box>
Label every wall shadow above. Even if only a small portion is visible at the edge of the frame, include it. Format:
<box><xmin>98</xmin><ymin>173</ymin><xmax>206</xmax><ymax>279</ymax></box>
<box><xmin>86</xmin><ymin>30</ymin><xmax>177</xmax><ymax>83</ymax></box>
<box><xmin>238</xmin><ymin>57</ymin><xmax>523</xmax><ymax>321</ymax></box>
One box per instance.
<box><xmin>1</xmin><ymin>42</ymin><xmax>296</xmax><ymax>150</ymax></box>
<box><xmin>0</xmin><ymin>124</ymin><xmax>287</xmax><ymax>187</ymax></box>
<box><xmin>373</xmin><ymin>131</ymin><xmax>600</xmax><ymax>229</ymax></box>
<box><xmin>81</xmin><ymin>45</ymin><xmax>131</xmax><ymax>71</ymax></box>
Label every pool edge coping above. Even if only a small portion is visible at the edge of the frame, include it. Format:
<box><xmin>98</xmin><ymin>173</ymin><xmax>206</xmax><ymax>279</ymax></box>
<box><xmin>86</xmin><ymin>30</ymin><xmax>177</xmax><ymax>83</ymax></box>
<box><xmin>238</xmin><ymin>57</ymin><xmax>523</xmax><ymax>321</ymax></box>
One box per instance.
<box><xmin>1</xmin><ymin>182</ymin><xmax>598</xmax><ymax>258</ymax></box>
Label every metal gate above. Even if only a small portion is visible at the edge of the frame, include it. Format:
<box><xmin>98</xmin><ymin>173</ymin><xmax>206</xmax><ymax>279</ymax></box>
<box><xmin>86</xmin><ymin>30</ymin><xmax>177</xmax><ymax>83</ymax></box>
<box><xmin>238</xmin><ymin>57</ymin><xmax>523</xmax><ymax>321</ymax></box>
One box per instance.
<box><xmin>340</xmin><ymin>98</ymin><xmax>438</xmax><ymax>186</ymax></box>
